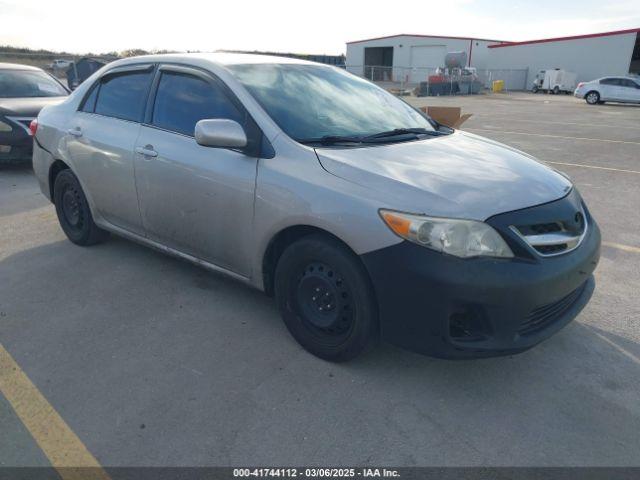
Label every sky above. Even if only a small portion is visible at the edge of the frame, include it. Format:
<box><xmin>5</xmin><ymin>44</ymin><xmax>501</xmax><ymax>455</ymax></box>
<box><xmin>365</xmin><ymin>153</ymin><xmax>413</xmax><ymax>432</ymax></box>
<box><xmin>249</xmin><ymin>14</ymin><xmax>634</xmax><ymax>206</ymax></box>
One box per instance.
<box><xmin>1</xmin><ymin>0</ymin><xmax>639</xmax><ymax>55</ymax></box>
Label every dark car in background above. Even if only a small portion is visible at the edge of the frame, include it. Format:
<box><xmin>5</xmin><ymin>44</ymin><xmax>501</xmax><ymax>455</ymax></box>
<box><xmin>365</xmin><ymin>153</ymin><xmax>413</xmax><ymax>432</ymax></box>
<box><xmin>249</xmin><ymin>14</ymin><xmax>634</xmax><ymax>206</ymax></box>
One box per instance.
<box><xmin>0</xmin><ymin>63</ymin><xmax>68</xmax><ymax>164</ymax></box>
<box><xmin>65</xmin><ymin>57</ymin><xmax>108</xmax><ymax>90</ymax></box>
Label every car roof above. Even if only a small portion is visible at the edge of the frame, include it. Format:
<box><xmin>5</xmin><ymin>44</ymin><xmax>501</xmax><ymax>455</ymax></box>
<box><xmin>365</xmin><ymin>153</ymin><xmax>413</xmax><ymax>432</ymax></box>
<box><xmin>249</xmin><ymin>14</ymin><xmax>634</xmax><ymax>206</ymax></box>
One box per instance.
<box><xmin>109</xmin><ymin>52</ymin><xmax>324</xmax><ymax>69</ymax></box>
<box><xmin>0</xmin><ymin>62</ymin><xmax>44</xmax><ymax>72</ymax></box>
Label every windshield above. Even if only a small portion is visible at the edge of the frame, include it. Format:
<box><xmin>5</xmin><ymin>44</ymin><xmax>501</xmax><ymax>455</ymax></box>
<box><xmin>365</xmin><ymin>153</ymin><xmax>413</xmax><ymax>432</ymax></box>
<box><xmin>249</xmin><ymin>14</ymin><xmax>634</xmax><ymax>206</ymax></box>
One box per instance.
<box><xmin>228</xmin><ymin>64</ymin><xmax>435</xmax><ymax>142</ymax></box>
<box><xmin>0</xmin><ymin>70</ymin><xmax>68</xmax><ymax>98</ymax></box>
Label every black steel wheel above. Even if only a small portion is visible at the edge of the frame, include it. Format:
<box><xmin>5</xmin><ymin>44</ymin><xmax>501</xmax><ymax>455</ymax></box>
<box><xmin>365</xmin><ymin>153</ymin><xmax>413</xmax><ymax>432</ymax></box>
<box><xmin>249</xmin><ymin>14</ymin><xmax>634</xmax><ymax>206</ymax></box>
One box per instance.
<box><xmin>296</xmin><ymin>261</ymin><xmax>355</xmax><ymax>338</ymax></box>
<box><xmin>53</xmin><ymin>169</ymin><xmax>109</xmax><ymax>246</ymax></box>
<box><xmin>275</xmin><ymin>234</ymin><xmax>378</xmax><ymax>362</ymax></box>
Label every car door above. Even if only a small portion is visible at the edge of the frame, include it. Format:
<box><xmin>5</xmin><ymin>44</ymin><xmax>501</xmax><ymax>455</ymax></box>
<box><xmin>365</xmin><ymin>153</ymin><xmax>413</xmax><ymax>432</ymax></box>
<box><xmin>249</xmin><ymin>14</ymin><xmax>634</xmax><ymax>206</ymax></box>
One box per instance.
<box><xmin>66</xmin><ymin>65</ymin><xmax>153</xmax><ymax>235</ymax></box>
<box><xmin>619</xmin><ymin>78</ymin><xmax>640</xmax><ymax>103</ymax></box>
<box><xmin>597</xmin><ymin>78</ymin><xmax>618</xmax><ymax>100</ymax></box>
<box><xmin>134</xmin><ymin>65</ymin><xmax>258</xmax><ymax>276</ymax></box>
<box><xmin>630</xmin><ymin>79</ymin><xmax>640</xmax><ymax>103</ymax></box>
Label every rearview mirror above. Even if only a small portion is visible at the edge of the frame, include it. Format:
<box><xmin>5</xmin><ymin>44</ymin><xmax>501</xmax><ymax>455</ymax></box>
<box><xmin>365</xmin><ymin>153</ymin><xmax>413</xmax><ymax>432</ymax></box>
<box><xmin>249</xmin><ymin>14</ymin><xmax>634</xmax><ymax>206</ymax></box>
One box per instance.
<box><xmin>195</xmin><ymin>119</ymin><xmax>247</xmax><ymax>149</ymax></box>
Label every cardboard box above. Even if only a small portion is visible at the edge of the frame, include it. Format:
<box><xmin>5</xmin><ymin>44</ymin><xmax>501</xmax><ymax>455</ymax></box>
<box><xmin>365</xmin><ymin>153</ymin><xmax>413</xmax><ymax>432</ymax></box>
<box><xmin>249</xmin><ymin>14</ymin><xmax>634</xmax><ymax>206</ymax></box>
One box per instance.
<box><xmin>419</xmin><ymin>106</ymin><xmax>472</xmax><ymax>129</ymax></box>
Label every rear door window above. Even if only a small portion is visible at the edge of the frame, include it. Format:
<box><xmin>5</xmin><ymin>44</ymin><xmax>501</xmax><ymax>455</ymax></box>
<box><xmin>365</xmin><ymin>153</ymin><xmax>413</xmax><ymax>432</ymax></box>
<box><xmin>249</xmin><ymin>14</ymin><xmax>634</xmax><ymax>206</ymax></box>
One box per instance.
<box><xmin>94</xmin><ymin>70</ymin><xmax>152</xmax><ymax>122</ymax></box>
<box><xmin>151</xmin><ymin>71</ymin><xmax>244</xmax><ymax>136</ymax></box>
<box><xmin>600</xmin><ymin>78</ymin><xmax>621</xmax><ymax>86</ymax></box>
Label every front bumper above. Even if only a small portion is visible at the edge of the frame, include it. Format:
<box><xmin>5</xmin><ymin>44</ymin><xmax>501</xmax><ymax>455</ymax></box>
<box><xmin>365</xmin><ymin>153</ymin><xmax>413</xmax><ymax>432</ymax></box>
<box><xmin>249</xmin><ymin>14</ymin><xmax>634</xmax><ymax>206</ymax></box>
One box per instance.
<box><xmin>0</xmin><ymin>122</ymin><xmax>33</xmax><ymax>164</ymax></box>
<box><xmin>361</xmin><ymin>193</ymin><xmax>600</xmax><ymax>359</ymax></box>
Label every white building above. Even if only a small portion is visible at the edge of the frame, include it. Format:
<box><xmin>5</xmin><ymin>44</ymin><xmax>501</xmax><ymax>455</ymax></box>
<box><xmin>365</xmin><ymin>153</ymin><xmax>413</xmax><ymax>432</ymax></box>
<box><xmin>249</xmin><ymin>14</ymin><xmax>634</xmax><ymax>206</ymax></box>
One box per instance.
<box><xmin>486</xmin><ymin>28</ymin><xmax>640</xmax><ymax>86</ymax></box>
<box><xmin>346</xmin><ymin>34</ymin><xmax>502</xmax><ymax>83</ymax></box>
<box><xmin>346</xmin><ymin>28</ymin><xmax>640</xmax><ymax>88</ymax></box>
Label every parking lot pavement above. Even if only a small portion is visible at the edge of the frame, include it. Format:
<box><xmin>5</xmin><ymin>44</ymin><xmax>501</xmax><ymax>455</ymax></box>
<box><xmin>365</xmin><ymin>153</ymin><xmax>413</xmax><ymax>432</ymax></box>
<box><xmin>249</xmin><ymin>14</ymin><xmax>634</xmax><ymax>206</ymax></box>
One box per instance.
<box><xmin>1</xmin><ymin>92</ymin><xmax>639</xmax><ymax>468</ymax></box>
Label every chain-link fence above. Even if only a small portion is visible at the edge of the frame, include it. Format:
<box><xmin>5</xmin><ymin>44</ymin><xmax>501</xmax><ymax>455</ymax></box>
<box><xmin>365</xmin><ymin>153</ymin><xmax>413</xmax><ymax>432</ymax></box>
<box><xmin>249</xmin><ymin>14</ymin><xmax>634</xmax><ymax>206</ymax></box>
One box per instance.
<box><xmin>346</xmin><ymin>65</ymin><xmax>529</xmax><ymax>94</ymax></box>
<box><xmin>0</xmin><ymin>50</ymin><xmax>118</xmax><ymax>90</ymax></box>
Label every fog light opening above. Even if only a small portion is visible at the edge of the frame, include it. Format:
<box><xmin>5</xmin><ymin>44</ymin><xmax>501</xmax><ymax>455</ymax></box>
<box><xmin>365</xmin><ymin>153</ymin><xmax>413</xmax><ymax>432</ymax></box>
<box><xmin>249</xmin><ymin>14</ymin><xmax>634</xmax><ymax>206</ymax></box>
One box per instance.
<box><xmin>449</xmin><ymin>309</ymin><xmax>489</xmax><ymax>342</ymax></box>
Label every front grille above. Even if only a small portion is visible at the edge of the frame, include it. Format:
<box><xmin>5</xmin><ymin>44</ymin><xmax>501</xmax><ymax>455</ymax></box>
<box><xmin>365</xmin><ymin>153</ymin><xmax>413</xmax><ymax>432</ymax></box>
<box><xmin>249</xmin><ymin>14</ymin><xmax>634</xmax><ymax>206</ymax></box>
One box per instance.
<box><xmin>510</xmin><ymin>209</ymin><xmax>587</xmax><ymax>257</ymax></box>
<box><xmin>518</xmin><ymin>282</ymin><xmax>586</xmax><ymax>336</ymax></box>
<box><xmin>522</xmin><ymin>222</ymin><xmax>562</xmax><ymax>235</ymax></box>
<box><xmin>535</xmin><ymin>244</ymin><xmax>567</xmax><ymax>255</ymax></box>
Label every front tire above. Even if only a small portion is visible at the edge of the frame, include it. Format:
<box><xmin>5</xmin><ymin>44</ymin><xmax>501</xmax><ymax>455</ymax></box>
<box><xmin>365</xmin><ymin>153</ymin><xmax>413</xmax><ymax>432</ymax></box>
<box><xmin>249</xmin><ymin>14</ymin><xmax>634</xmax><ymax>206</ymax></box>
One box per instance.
<box><xmin>53</xmin><ymin>169</ymin><xmax>109</xmax><ymax>246</ymax></box>
<box><xmin>274</xmin><ymin>235</ymin><xmax>378</xmax><ymax>362</ymax></box>
<box><xmin>585</xmin><ymin>91</ymin><xmax>600</xmax><ymax>105</ymax></box>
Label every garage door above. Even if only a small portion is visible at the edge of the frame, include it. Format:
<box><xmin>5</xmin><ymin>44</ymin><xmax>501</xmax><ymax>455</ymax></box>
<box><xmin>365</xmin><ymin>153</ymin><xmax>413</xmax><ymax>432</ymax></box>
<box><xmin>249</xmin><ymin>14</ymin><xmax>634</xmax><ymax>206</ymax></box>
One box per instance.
<box><xmin>409</xmin><ymin>45</ymin><xmax>446</xmax><ymax>83</ymax></box>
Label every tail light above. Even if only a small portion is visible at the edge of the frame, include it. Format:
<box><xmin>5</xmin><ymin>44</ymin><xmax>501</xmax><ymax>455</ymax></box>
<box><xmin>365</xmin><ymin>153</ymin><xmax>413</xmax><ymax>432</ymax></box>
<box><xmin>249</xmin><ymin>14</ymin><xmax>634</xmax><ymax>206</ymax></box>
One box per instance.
<box><xmin>576</xmin><ymin>82</ymin><xmax>584</xmax><ymax>89</ymax></box>
<box><xmin>29</xmin><ymin>119</ymin><xmax>38</xmax><ymax>136</ymax></box>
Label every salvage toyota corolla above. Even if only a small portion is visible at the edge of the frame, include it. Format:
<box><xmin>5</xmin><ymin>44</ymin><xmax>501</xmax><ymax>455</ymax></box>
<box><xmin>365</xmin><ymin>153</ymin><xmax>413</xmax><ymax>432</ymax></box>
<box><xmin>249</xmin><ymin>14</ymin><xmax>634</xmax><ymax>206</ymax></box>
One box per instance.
<box><xmin>32</xmin><ymin>53</ymin><xmax>600</xmax><ymax>361</ymax></box>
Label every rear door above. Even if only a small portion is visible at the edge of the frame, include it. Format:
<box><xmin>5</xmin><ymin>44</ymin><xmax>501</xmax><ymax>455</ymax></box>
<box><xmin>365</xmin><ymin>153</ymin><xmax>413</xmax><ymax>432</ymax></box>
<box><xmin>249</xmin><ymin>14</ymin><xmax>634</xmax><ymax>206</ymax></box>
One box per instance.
<box><xmin>134</xmin><ymin>65</ymin><xmax>259</xmax><ymax>276</ymax></box>
<box><xmin>619</xmin><ymin>78</ymin><xmax>640</xmax><ymax>103</ymax></box>
<box><xmin>66</xmin><ymin>65</ymin><xmax>153</xmax><ymax>235</ymax></box>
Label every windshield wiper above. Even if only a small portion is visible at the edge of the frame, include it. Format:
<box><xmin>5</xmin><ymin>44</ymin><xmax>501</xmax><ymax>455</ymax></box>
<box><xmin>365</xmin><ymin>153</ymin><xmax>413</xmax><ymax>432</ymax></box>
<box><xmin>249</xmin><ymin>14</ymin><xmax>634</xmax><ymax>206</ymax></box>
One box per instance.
<box><xmin>362</xmin><ymin>128</ymin><xmax>447</xmax><ymax>140</ymax></box>
<box><xmin>297</xmin><ymin>135</ymin><xmax>364</xmax><ymax>145</ymax></box>
<box><xmin>297</xmin><ymin>128</ymin><xmax>447</xmax><ymax>146</ymax></box>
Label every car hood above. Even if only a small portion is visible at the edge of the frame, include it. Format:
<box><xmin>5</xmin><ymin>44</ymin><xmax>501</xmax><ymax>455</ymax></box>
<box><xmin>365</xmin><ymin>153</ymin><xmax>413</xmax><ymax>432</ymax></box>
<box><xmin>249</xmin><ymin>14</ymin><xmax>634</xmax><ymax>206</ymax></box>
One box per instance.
<box><xmin>315</xmin><ymin>131</ymin><xmax>572</xmax><ymax>221</ymax></box>
<box><xmin>0</xmin><ymin>97</ymin><xmax>66</xmax><ymax>117</ymax></box>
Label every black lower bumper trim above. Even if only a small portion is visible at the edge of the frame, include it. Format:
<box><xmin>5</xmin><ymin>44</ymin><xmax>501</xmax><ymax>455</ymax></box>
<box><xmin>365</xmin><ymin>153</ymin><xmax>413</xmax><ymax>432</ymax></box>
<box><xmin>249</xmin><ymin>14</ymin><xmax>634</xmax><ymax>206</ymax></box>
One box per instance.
<box><xmin>361</xmin><ymin>203</ymin><xmax>600</xmax><ymax>359</ymax></box>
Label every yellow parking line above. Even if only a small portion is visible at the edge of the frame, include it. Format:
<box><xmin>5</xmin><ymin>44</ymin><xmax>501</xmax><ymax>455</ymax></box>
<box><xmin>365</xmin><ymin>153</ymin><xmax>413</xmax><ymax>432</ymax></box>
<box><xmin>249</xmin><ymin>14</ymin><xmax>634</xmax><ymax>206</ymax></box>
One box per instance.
<box><xmin>602</xmin><ymin>241</ymin><xmax>640</xmax><ymax>254</ymax></box>
<box><xmin>543</xmin><ymin>161</ymin><xmax>640</xmax><ymax>175</ymax></box>
<box><xmin>466</xmin><ymin>128</ymin><xmax>640</xmax><ymax>145</ymax></box>
<box><xmin>0</xmin><ymin>343</ymin><xmax>110</xmax><ymax>480</ymax></box>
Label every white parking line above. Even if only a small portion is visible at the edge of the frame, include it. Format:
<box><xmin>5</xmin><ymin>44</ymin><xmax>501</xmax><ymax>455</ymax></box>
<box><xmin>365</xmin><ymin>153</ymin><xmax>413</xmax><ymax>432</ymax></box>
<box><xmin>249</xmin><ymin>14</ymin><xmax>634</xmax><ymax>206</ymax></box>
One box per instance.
<box><xmin>585</xmin><ymin>326</ymin><xmax>640</xmax><ymax>366</ymax></box>
<box><xmin>543</xmin><ymin>161</ymin><xmax>640</xmax><ymax>175</ymax></box>
<box><xmin>466</xmin><ymin>128</ymin><xmax>640</xmax><ymax>145</ymax></box>
<box><xmin>474</xmin><ymin>115</ymin><xmax>640</xmax><ymax>130</ymax></box>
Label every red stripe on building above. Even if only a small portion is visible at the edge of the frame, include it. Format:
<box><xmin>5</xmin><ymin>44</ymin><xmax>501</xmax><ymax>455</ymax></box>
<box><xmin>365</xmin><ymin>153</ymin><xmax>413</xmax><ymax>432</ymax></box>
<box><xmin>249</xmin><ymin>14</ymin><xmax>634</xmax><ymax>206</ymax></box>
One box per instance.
<box><xmin>488</xmin><ymin>27</ymin><xmax>640</xmax><ymax>48</ymax></box>
<box><xmin>346</xmin><ymin>34</ymin><xmax>506</xmax><ymax>45</ymax></box>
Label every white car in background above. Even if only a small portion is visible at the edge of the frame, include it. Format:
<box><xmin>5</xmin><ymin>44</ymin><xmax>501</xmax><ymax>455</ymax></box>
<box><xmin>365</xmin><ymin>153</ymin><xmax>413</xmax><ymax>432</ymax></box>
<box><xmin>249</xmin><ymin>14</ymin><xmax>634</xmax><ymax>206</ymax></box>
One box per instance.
<box><xmin>574</xmin><ymin>76</ymin><xmax>640</xmax><ymax>105</ymax></box>
<box><xmin>50</xmin><ymin>59</ymin><xmax>73</xmax><ymax>70</ymax></box>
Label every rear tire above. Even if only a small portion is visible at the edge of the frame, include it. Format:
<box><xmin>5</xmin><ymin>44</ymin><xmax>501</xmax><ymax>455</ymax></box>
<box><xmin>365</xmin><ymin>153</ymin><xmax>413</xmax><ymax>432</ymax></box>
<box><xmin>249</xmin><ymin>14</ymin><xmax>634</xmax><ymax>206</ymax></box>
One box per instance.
<box><xmin>274</xmin><ymin>234</ymin><xmax>378</xmax><ymax>362</ymax></box>
<box><xmin>53</xmin><ymin>169</ymin><xmax>109</xmax><ymax>246</ymax></box>
<box><xmin>585</xmin><ymin>91</ymin><xmax>600</xmax><ymax>105</ymax></box>
<box><xmin>553</xmin><ymin>86</ymin><xmax>560</xmax><ymax>95</ymax></box>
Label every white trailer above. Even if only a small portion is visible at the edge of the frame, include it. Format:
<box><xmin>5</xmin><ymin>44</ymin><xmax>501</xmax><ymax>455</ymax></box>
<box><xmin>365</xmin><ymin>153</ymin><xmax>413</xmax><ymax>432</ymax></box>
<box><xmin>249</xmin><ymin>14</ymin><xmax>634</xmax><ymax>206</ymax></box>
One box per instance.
<box><xmin>532</xmin><ymin>69</ymin><xmax>578</xmax><ymax>94</ymax></box>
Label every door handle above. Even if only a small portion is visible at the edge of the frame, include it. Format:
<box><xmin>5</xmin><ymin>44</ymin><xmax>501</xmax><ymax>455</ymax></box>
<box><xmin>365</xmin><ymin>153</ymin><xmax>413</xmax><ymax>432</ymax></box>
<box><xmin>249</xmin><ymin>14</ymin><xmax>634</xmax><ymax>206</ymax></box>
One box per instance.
<box><xmin>67</xmin><ymin>127</ymin><xmax>82</xmax><ymax>137</ymax></box>
<box><xmin>135</xmin><ymin>146</ymin><xmax>158</xmax><ymax>158</ymax></box>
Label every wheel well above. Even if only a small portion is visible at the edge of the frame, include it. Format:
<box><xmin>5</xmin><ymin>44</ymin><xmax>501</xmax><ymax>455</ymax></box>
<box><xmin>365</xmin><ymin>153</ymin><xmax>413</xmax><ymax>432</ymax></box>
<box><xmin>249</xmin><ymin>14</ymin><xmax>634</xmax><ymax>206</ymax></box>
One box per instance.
<box><xmin>261</xmin><ymin>225</ymin><xmax>357</xmax><ymax>296</ymax></box>
<box><xmin>48</xmin><ymin>160</ymin><xmax>70</xmax><ymax>201</ymax></box>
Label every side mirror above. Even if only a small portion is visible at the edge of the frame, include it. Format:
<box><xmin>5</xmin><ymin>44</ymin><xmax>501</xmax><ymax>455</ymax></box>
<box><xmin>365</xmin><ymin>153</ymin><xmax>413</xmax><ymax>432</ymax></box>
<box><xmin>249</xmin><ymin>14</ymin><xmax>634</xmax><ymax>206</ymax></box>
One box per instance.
<box><xmin>195</xmin><ymin>119</ymin><xmax>247</xmax><ymax>149</ymax></box>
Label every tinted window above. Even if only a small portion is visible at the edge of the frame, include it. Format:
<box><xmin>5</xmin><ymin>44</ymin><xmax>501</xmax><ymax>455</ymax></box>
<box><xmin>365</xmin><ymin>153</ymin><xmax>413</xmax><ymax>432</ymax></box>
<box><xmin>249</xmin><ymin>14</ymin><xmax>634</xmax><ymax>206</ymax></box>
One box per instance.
<box><xmin>81</xmin><ymin>84</ymin><xmax>99</xmax><ymax>112</ymax></box>
<box><xmin>94</xmin><ymin>70</ymin><xmax>152</xmax><ymax>122</ymax></box>
<box><xmin>600</xmin><ymin>78</ymin><xmax>621</xmax><ymax>86</ymax></box>
<box><xmin>0</xmin><ymin>70</ymin><xmax>67</xmax><ymax>98</ymax></box>
<box><xmin>621</xmin><ymin>79</ymin><xmax>638</xmax><ymax>88</ymax></box>
<box><xmin>152</xmin><ymin>72</ymin><xmax>243</xmax><ymax>136</ymax></box>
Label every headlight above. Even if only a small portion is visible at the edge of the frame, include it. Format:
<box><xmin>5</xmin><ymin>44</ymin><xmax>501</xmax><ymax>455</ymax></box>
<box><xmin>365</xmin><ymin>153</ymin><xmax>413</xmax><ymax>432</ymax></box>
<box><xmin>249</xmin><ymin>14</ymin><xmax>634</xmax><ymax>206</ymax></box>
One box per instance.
<box><xmin>0</xmin><ymin>120</ymin><xmax>13</xmax><ymax>132</ymax></box>
<box><xmin>380</xmin><ymin>210</ymin><xmax>514</xmax><ymax>258</ymax></box>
